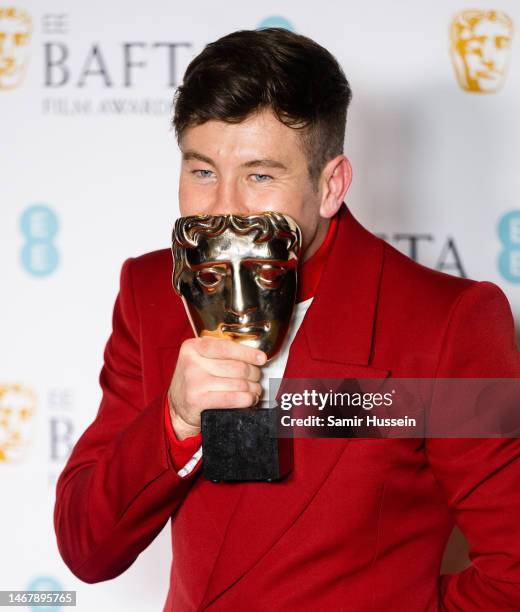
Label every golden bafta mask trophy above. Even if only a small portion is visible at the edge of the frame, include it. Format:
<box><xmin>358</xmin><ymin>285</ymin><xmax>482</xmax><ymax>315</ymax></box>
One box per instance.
<box><xmin>172</xmin><ymin>212</ymin><xmax>301</xmax><ymax>481</ymax></box>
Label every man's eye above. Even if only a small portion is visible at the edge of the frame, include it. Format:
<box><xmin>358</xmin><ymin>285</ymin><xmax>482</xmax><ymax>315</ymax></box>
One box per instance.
<box><xmin>192</xmin><ymin>169</ymin><xmax>215</xmax><ymax>179</ymax></box>
<box><xmin>250</xmin><ymin>174</ymin><xmax>273</xmax><ymax>183</ymax></box>
<box><xmin>196</xmin><ymin>270</ymin><xmax>224</xmax><ymax>288</ymax></box>
<box><xmin>257</xmin><ymin>266</ymin><xmax>286</xmax><ymax>288</ymax></box>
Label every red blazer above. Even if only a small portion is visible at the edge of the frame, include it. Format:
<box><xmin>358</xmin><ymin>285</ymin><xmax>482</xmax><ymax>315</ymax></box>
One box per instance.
<box><xmin>54</xmin><ymin>204</ymin><xmax>520</xmax><ymax>611</ymax></box>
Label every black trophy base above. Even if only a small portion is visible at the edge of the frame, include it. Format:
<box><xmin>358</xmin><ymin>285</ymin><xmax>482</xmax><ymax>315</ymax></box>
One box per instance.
<box><xmin>200</xmin><ymin>408</ymin><xmax>293</xmax><ymax>482</ymax></box>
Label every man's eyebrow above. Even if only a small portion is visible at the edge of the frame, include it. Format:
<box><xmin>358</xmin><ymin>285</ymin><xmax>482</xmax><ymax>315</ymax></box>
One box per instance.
<box><xmin>181</xmin><ymin>150</ymin><xmax>288</xmax><ymax>171</ymax></box>
<box><xmin>242</xmin><ymin>159</ymin><xmax>288</xmax><ymax>170</ymax></box>
<box><xmin>182</xmin><ymin>150</ymin><xmax>216</xmax><ymax>166</ymax></box>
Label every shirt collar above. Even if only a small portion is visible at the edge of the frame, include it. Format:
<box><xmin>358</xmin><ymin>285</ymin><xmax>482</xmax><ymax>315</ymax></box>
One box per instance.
<box><xmin>297</xmin><ymin>214</ymin><xmax>339</xmax><ymax>303</ymax></box>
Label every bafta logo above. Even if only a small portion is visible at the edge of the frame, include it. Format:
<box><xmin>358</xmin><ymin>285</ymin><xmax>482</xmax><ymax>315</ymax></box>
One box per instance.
<box><xmin>0</xmin><ymin>7</ymin><xmax>32</xmax><ymax>90</ymax></box>
<box><xmin>0</xmin><ymin>384</ymin><xmax>36</xmax><ymax>462</ymax></box>
<box><xmin>449</xmin><ymin>10</ymin><xmax>513</xmax><ymax>94</ymax></box>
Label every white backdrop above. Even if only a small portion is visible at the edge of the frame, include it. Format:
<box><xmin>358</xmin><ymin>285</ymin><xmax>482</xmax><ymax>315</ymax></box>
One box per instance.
<box><xmin>1</xmin><ymin>1</ymin><xmax>519</xmax><ymax>610</ymax></box>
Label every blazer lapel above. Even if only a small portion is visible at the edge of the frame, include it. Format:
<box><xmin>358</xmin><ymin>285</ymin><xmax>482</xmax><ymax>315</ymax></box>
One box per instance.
<box><xmin>198</xmin><ymin>204</ymin><xmax>391</xmax><ymax>609</ymax></box>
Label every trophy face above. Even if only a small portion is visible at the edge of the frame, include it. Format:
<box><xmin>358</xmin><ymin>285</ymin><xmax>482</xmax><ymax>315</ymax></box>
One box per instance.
<box><xmin>172</xmin><ymin>212</ymin><xmax>302</xmax><ymax>359</ymax></box>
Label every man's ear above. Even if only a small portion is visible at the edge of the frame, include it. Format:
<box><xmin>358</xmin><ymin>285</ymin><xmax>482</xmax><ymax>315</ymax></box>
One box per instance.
<box><xmin>318</xmin><ymin>155</ymin><xmax>352</xmax><ymax>218</ymax></box>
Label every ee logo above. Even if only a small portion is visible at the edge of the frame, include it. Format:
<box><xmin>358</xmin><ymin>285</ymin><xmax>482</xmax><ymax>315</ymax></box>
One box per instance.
<box><xmin>257</xmin><ymin>16</ymin><xmax>295</xmax><ymax>31</ymax></box>
<box><xmin>498</xmin><ymin>211</ymin><xmax>520</xmax><ymax>283</ymax></box>
<box><xmin>20</xmin><ymin>204</ymin><xmax>59</xmax><ymax>277</ymax></box>
<box><xmin>26</xmin><ymin>576</ymin><xmax>64</xmax><ymax>612</ymax></box>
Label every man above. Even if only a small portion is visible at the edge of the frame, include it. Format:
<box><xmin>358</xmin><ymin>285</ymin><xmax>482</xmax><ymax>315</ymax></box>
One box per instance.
<box><xmin>54</xmin><ymin>28</ymin><xmax>520</xmax><ymax>610</ymax></box>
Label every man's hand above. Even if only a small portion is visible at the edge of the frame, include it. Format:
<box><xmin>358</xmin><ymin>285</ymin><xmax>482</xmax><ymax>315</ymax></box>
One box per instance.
<box><xmin>168</xmin><ymin>336</ymin><xmax>266</xmax><ymax>440</ymax></box>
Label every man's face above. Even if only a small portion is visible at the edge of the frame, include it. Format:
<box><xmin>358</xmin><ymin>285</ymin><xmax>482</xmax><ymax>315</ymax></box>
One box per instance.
<box><xmin>178</xmin><ymin>108</ymin><xmax>322</xmax><ymax>255</ymax></box>
<box><xmin>176</xmin><ymin>217</ymin><xmax>299</xmax><ymax>359</ymax></box>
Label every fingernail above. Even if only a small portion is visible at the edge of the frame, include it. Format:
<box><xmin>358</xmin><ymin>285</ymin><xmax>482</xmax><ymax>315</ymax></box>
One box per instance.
<box><xmin>256</xmin><ymin>352</ymin><xmax>267</xmax><ymax>365</ymax></box>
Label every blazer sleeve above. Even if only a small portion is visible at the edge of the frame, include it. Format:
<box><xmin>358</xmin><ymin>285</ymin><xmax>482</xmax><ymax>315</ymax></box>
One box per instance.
<box><xmin>164</xmin><ymin>395</ymin><xmax>202</xmax><ymax>472</ymax></box>
<box><xmin>425</xmin><ymin>281</ymin><xmax>520</xmax><ymax>611</ymax></box>
<box><xmin>54</xmin><ymin>258</ymin><xmax>198</xmax><ymax>583</ymax></box>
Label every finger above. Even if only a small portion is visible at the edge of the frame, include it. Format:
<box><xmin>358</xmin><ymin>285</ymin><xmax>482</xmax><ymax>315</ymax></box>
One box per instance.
<box><xmin>201</xmin><ymin>377</ymin><xmax>262</xmax><ymax>397</ymax></box>
<box><xmin>198</xmin><ymin>390</ymin><xmax>259</xmax><ymax>410</ymax></box>
<box><xmin>204</xmin><ymin>359</ymin><xmax>262</xmax><ymax>382</ymax></box>
<box><xmin>195</xmin><ymin>337</ymin><xmax>267</xmax><ymax>365</ymax></box>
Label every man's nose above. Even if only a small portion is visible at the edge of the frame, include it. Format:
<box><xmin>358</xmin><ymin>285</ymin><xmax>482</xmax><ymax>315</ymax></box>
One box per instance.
<box><xmin>211</xmin><ymin>177</ymin><xmax>248</xmax><ymax>215</ymax></box>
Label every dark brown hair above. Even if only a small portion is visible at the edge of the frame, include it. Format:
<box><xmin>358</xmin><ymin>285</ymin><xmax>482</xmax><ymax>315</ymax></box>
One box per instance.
<box><xmin>172</xmin><ymin>28</ymin><xmax>352</xmax><ymax>185</ymax></box>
